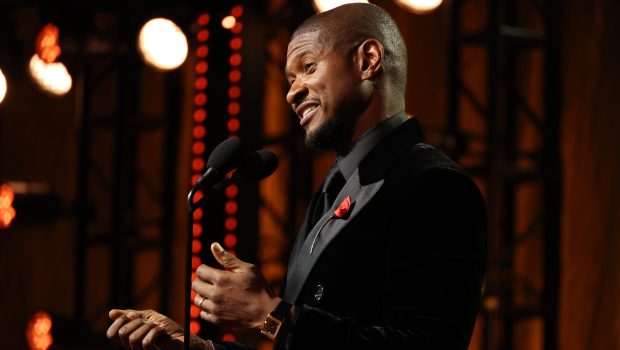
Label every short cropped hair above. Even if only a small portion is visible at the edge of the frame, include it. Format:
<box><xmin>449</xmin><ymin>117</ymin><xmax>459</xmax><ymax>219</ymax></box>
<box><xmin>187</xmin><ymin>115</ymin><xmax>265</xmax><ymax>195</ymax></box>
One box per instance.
<box><xmin>292</xmin><ymin>3</ymin><xmax>408</xmax><ymax>94</ymax></box>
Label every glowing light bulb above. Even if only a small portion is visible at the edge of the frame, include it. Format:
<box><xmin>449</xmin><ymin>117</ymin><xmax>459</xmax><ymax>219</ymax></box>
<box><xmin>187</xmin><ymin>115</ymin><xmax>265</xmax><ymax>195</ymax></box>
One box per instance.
<box><xmin>0</xmin><ymin>68</ymin><xmax>7</xmax><ymax>104</ymax></box>
<box><xmin>35</xmin><ymin>23</ymin><xmax>61</xmax><ymax>63</ymax></box>
<box><xmin>394</xmin><ymin>0</ymin><xmax>443</xmax><ymax>14</ymax></box>
<box><xmin>312</xmin><ymin>0</ymin><xmax>368</xmax><ymax>13</ymax></box>
<box><xmin>29</xmin><ymin>54</ymin><xmax>72</xmax><ymax>96</ymax></box>
<box><xmin>25</xmin><ymin>310</ymin><xmax>53</xmax><ymax>350</ymax></box>
<box><xmin>138</xmin><ymin>18</ymin><xmax>188</xmax><ymax>71</ymax></box>
<box><xmin>221</xmin><ymin>16</ymin><xmax>236</xmax><ymax>30</ymax></box>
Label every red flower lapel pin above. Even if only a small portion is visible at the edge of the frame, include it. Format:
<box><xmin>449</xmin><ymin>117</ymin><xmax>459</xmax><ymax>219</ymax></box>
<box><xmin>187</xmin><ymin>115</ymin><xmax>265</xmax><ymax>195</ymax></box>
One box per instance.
<box><xmin>310</xmin><ymin>195</ymin><xmax>353</xmax><ymax>255</ymax></box>
<box><xmin>333</xmin><ymin>195</ymin><xmax>351</xmax><ymax>218</ymax></box>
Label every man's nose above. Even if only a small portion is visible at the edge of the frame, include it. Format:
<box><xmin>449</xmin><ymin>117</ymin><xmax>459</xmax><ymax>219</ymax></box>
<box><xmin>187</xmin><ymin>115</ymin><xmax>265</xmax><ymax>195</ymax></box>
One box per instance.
<box><xmin>286</xmin><ymin>79</ymin><xmax>307</xmax><ymax>106</ymax></box>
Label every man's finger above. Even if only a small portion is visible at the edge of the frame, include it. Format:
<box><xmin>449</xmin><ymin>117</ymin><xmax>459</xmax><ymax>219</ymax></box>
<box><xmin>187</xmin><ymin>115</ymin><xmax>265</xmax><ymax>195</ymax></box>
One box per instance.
<box><xmin>107</xmin><ymin>314</ymin><xmax>130</xmax><ymax>343</ymax></box>
<box><xmin>109</xmin><ymin>309</ymin><xmax>130</xmax><ymax>320</ymax></box>
<box><xmin>197</xmin><ymin>298</ymin><xmax>216</xmax><ymax>317</ymax></box>
<box><xmin>118</xmin><ymin>318</ymin><xmax>148</xmax><ymax>349</ymax></box>
<box><xmin>192</xmin><ymin>278</ymin><xmax>214</xmax><ymax>301</ymax></box>
<box><xmin>127</xmin><ymin>320</ymin><xmax>157</xmax><ymax>350</ymax></box>
<box><xmin>210</xmin><ymin>242</ymin><xmax>243</xmax><ymax>270</ymax></box>
<box><xmin>142</xmin><ymin>326</ymin><xmax>169</xmax><ymax>350</ymax></box>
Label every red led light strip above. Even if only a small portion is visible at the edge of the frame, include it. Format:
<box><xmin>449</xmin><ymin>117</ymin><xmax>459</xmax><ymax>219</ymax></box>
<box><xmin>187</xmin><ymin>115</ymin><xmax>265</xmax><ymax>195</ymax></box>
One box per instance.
<box><xmin>189</xmin><ymin>5</ymin><xmax>244</xmax><ymax>341</ymax></box>
<box><xmin>220</xmin><ymin>4</ymin><xmax>244</xmax><ymax>343</ymax></box>
<box><xmin>189</xmin><ymin>11</ymin><xmax>211</xmax><ymax>336</ymax></box>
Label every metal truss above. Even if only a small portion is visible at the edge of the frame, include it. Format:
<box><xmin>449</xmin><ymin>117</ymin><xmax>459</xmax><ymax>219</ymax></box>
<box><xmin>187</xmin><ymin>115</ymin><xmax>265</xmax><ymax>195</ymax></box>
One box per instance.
<box><xmin>444</xmin><ymin>0</ymin><xmax>562</xmax><ymax>349</ymax></box>
<box><xmin>72</xmin><ymin>7</ymin><xmax>181</xmax><ymax>326</ymax></box>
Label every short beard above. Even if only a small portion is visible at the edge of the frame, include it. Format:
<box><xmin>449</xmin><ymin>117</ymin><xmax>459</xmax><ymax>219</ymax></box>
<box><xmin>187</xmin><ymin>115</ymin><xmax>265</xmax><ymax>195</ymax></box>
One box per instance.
<box><xmin>305</xmin><ymin>117</ymin><xmax>349</xmax><ymax>150</ymax></box>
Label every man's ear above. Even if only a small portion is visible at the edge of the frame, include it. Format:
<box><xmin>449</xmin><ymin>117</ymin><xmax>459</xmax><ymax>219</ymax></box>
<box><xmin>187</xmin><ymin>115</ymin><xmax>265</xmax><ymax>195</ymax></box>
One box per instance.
<box><xmin>356</xmin><ymin>39</ymin><xmax>384</xmax><ymax>81</ymax></box>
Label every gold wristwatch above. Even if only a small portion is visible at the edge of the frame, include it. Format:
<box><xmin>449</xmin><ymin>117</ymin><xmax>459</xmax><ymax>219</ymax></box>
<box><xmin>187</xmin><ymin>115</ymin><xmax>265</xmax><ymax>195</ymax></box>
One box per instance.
<box><xmin>260</xmin><ymin>301</ymin><xmax>292</xmax><ymax>340</ymax></box>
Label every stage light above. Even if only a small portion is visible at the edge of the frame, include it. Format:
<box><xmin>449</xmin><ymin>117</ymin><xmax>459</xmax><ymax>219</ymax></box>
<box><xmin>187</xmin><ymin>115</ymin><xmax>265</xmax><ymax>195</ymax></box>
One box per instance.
<box><xmin>0</xmin><ymin>183</ymin><xmax>16</xmax><ymax>230</ymax></box>
<box><xmin>138</xmin><ymin>18</ymin><xmax>188</xmax><ymax>71</ymax></box>
<box><xmin>26</xmin><ymin>310</ymin><xmax>108</xmax><ymax>350</ymax></box>
<box><xmin>312</xmin><ymin>0</ymin><xmax>368</xmax><ymax>13</ymax></box>
<box><xmin>196</xmin><ymin>61</ymin><xmax>208</xmax><ymax>74</ymax></box>
<box><xmin>194</xmin><ymin>92</ymin><xmax>207</xmax><ymax>106</ymax></box>
<box><xmin>35</xmin><ymin>23</ymin><xmax>61</xmax><ymax>63</ymax></box>
<box><xmin>193</xmin><ymin>109</ymin><xmax>206</xmax><ymax>122</ymax></box>
<box><xmin>193</xmin><ymin>125</ymin><xmax>206</xmax><ymax>139</ymax></box>
<box><xmin>394</xmin><ymin>0</ymin><xmax>443</xmax><ymax>14</ymax></box>
<box><xmin>231</xmin><ymin>5</ymin><xmax>244</xmax><ymax>18</ymax></box>
<box><xmin>26</xmin><ymin>310</ymin><xmax>52</xmax><ymax>350</ymax></box>
<box><xmin>224</xmin><ymin>233</ymin><xmax>238</xmax><ymax>248</ymax></box>
<box><xmin>221</xmin><ymin>15</ymin><xmax>236</xmax><ymax>30</ymax></box>
<box><xmin>228</xmin><ymin>69</ymin><xmax>241</xmax><ymax>83</ymax></box>
<box><xmin>0</xmin><ymin>68</ymin><xmax>7</xmax><ymax>105</ymax></box>
<box><xmin>225</xmin><ymin>184</ymin><xmax>238</xmax><ymax>198</ymax></box>
<box><xmin>230</xmin><ymin>22</ymin><xmax>243</xmax><ymax>34</ymax></box>
<box><xmin>29</xmin><ymin>54</ymin><xmax>72</xmax><ymax>96</ymax></box>
<box><xmin>193</xmin><ymin>208</ymin><xmax>203</xmax><ymax>220</ymax></box>
<box><xmin>190</xmin><ymin>321</ymin><xmax>200</xmax><ymax>335</ymax></box>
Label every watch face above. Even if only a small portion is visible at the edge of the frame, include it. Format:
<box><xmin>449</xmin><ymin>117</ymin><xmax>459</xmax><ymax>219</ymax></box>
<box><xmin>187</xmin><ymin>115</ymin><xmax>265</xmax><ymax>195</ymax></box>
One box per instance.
<box><xmin>261</xmin><ymin>302</ymin><xmax>291</xmax><ymax>340</ymax></box>
<box><xmin>261</xmin><ymin>315</ymin><xmax>283</xmax><ymax>340</ymax></box>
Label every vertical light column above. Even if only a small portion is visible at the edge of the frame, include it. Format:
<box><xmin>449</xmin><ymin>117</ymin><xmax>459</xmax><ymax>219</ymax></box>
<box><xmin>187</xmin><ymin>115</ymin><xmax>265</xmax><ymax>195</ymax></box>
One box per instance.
<box><xmin>189</xmin><ymin>11</ymin><xmax>211</xmax><ymax>336</ymax></box>
<box><xmin>222</xmin><ymin>4</ymin><xmax>244</xmax><ymax>256</ymax></box>
<box><xmin>219</xmin><ymin>5</ymin><xmax>244</xmax><ymax>343</ymax></box>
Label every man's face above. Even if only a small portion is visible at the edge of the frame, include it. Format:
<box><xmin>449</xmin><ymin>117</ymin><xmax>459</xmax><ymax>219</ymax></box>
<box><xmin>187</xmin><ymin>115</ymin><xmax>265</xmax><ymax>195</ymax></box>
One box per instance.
<box><xmin>285</xmin><ymin>30</ymin><xmax>368</xmax><ymax>150</ymax></box>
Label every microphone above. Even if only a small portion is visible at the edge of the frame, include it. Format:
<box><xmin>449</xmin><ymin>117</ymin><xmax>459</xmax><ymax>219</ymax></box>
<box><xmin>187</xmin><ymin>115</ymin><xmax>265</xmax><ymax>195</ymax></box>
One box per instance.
<box><xmin>210</xmin><ymin>149</ymin><xmax>279</xmax><ymax>192</ymax></box>
<box><xmin>233</xmin><ymin>149</ymin><xmax>279</xmax><ymax>182</ymax></box>
<box><xmin>194</xmin><ymin>137</ymin><xmax>243</xmax><ymax>190</ymax></box>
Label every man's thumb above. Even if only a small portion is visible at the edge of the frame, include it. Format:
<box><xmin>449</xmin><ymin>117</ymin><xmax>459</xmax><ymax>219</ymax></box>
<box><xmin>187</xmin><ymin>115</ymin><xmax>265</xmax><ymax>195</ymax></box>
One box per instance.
<box><xmin>211</xmin><ymin>242</ymin><xmax>241</xmax><ymax>270</ymax></box>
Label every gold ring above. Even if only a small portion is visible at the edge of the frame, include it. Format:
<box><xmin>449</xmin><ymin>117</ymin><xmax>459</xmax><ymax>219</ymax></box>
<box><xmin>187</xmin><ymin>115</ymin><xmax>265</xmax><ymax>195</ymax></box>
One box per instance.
<box><xmin>198</xmin><ymin>297</ymin><xmax>206</xmax><ymax>309</ymax></box>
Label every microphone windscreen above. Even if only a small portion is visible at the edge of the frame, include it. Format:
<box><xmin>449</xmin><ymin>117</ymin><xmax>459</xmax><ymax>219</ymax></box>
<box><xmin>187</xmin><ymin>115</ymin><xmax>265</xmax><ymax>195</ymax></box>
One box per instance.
<box><xmin>233</xmin><ymin>150</ymin><xmax>279</xmax><ymax>182</ymax></box>
<box><xmin>207</xmin><ymin>137</ymin><xmax>243</xmax><ymax>174</ymax></box>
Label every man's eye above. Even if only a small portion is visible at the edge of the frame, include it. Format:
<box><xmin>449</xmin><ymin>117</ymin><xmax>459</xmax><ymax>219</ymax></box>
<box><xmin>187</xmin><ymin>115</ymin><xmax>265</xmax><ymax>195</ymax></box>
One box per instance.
<box><xmin>304</xmin><ymin>63</ymin><xmax>315</xmax><ymax>72</ymax></box>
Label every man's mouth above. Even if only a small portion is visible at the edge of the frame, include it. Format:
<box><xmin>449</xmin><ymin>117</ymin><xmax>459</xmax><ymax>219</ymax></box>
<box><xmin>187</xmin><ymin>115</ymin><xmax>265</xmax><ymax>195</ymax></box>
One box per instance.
<box><xmin>296</xmin><ymin>101</ymin><xmax>320</xmax><ymax>127</ymax></box>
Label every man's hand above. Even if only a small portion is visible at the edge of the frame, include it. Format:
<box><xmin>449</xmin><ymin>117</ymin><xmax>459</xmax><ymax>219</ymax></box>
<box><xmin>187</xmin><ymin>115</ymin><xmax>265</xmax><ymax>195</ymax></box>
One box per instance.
<box><xmin>107</xmin><ymin>309</ymin><xmax>213</xmax><ymax>350</ymax></box>
<box><xmin>192</xmin><ymin>242</ymin><xmax>281</xmax><ymax>332</ymax></box>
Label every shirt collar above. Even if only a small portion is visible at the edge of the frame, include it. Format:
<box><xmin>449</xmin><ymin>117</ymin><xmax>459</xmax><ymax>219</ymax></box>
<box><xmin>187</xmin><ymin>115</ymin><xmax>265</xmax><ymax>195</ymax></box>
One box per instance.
<box><xmin>336</xmin><ymin>112</ymin><xmax>408</xmax><ymax>181</ymax></box>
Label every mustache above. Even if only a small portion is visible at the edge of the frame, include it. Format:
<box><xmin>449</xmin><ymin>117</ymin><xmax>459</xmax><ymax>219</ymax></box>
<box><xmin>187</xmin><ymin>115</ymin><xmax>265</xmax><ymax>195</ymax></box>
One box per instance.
<box><xmin>295</xmin><ymin>95</ymin><xmax>320</xmax><ymax>106</ymax></box>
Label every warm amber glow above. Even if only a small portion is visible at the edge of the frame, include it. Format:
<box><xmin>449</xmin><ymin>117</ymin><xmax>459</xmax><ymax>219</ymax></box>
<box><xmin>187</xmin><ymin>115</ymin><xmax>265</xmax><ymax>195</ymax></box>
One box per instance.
<box><xmin>394</xmin><ymin>0</ymin><xmax>443</xmax><ymax>14</ymax></box>
<box><xmin>138</xmin><ymin>18</ymin><xmax>188</xmax><ymax>71</ymax></box>
<box><xmin>26</xmin><ymin>311</ymin><xmax>53</xmax><ymax>350</ymax></box>
<box><xmin>0</xmin><ymin>68</ymin><xmax>6</xmax><ymax>105</ymax></box>
<box><xmin>28</xmin><ymin>54</ymin><xmax>72</xmax><ymax>95</ymax></box>
<box><xmin>35</xmin><ymin>23</ymin><xmax>61</xmax><ymax>63</ymax></box>
<box><xmin>0</xmin><ymin>183</ymin><xmax>16</xmax><ymax>229</ymax></box>
<box><xmin>221</xmin><ymin>15</ymin><xmax>236</xmax><ymax>30</ymax></box>
<box><xmin>312</xmin><ymin>0</ymin><xmax>368</xmax><ymax>13</ymax></box>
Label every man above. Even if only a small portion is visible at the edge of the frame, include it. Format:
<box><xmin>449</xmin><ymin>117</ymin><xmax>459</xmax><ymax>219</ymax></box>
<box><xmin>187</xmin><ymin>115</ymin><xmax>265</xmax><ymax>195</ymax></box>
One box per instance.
<box><xmin>107</xmin><ymin>3</ymin><xmax>487</xmax><ymax>350</ymax></box>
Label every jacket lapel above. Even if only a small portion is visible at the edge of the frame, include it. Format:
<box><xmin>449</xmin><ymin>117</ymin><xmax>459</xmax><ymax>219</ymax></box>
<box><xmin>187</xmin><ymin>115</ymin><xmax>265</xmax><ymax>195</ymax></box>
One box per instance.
<box><xmin>283</xmin><ymin>169</ymin><xmax>384</xmax><ymax>303</ymax></box>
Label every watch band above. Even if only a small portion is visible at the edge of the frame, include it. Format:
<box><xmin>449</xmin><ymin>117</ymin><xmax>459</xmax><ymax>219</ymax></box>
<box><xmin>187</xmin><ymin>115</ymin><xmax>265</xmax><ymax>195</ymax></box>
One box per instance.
<box><xmin>260</xmin><ymin>301</ymin><xmax>292</xmax><ymax>340</ymax></box>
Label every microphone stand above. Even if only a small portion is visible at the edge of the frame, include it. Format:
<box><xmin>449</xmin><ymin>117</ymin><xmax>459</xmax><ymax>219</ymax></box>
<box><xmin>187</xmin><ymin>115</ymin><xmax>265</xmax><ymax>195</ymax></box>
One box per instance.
<box><xmin>183</xmin><ymin>178</ymin><xmax>231</xmax><ymax>350</ymax></box>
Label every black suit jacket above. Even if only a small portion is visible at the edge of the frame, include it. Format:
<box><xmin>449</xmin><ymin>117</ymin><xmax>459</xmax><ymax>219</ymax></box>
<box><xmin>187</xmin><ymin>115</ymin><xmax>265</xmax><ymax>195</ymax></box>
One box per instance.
<box><xmin>218</xmin><ymin>118</ymin><xmax>487</xmax><ymax>350</ymax></box>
